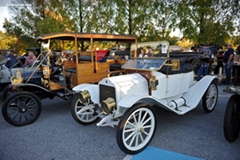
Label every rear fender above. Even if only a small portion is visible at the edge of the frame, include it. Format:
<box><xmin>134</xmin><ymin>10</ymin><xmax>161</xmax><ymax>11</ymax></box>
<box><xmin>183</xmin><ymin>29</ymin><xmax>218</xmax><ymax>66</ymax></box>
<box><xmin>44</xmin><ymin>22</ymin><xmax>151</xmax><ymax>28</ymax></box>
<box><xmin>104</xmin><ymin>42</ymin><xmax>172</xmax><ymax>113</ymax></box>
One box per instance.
<box><xmin>72</xmin><ymin>84</ymin><xmax>99</xmax><ymax>103</ymax></box>
<box><xmin>183</xmin><ymin>75</ymin><xmax>218</xmax><ymax>107</ymax></box>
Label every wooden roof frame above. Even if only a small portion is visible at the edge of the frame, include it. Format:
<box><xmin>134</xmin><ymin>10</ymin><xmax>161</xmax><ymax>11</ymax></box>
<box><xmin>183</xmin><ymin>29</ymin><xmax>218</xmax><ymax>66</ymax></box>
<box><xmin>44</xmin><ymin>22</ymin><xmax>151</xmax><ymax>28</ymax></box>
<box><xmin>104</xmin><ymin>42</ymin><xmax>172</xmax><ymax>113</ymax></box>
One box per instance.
<box><xmin>35</xmin><ymin>32</ymin><xmax>137</xmax><ymax>43</ymax></box>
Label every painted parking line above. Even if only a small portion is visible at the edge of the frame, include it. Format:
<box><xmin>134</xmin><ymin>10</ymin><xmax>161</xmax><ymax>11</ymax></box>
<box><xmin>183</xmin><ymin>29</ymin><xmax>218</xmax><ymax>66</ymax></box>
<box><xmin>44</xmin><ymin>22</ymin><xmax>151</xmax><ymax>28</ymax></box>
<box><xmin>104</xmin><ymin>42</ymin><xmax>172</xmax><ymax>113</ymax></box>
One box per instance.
<box><xmin>123</xmin><ymin>146</ymin><xmax>204</xmax><ymax>160</ymax></box>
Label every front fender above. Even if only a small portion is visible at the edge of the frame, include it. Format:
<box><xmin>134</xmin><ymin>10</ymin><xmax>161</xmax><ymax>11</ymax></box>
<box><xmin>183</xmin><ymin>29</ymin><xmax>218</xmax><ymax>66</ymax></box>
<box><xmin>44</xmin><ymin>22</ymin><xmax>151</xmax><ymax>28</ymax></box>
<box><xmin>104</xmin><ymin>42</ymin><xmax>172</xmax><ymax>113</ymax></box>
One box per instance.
<box><xmin>11</xmin><ymin>83</ymin><xmax>50</xmax><ymax>92</ymax></box>
<box><xmin>118</xmin><ymin>94</ymin><xmax>156</xmax><ymax>109</ymax></box>
<box><xmin>72</xmin><ymin>84</ymin><xmax>99</xmax><ymax>103</ymax></box>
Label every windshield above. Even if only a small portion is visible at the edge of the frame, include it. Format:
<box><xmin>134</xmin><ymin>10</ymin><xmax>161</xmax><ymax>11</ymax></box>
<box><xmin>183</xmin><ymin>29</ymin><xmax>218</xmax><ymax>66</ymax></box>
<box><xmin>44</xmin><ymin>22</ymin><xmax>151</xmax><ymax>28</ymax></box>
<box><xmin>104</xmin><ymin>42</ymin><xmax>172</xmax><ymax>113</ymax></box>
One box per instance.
<box><xmin>122</xmin><ymin>58</ymin><xmax>167</xmax><ymax>70</ymax></box>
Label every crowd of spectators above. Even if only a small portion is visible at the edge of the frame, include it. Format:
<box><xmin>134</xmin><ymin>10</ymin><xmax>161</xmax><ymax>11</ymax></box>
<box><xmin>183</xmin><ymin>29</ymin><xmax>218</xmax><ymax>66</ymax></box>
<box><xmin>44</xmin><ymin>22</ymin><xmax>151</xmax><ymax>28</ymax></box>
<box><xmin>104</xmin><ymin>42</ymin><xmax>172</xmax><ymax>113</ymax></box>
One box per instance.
<box><xmin>3</xmin><ymin>43</ymin><xmax>240</xmax><ymax>85</ymax></box>
<box><xmin>196</xmin><ymin>43</ymin><xmax>240</xmax><ymax>84</ymax></box>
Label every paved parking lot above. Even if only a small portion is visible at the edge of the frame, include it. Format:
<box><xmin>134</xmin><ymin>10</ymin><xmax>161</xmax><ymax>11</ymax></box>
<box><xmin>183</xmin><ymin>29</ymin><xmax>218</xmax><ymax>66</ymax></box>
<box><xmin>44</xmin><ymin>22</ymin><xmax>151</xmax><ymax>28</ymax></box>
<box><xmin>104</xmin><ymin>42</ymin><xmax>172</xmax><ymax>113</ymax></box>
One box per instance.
<box><xmin>0</xmin><ymin>84</ymin><xmax>239</xmax><ymax>160</ymax></box>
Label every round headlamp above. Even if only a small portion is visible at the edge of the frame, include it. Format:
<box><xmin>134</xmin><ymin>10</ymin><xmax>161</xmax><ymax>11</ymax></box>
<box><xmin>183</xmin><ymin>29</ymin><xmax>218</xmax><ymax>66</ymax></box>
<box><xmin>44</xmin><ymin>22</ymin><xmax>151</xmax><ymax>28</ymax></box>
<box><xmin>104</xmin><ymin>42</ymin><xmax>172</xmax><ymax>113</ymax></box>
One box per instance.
<box><xmin>101</xmin><ymin>97</ymin><xmax>116</xmax><ymax>115</ymax></box>
<box><xmin>78</xmin><ymin>90</ymin><xmax>90</xmax><ymax>103</ymax></box>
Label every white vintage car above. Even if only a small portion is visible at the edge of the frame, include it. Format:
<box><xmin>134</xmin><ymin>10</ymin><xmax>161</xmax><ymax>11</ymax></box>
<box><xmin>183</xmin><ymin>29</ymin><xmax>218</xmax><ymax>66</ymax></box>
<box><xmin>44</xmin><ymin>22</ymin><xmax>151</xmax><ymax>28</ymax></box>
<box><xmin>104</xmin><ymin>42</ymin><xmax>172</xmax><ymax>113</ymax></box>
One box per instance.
<box><xmin>71</xmin><ymin>41</ymin><xmax>218</xmax><ymax>154</ymax></box>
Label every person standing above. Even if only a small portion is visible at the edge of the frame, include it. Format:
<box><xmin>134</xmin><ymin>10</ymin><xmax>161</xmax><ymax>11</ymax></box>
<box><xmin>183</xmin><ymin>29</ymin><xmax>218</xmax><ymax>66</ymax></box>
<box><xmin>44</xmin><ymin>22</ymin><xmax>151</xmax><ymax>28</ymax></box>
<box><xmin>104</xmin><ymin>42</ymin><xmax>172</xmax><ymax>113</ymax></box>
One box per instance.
<box><xmin>5</xmin><ymin>50</ymin><xmax>18</xmax><ymax>68</ymax></box>
<box><xmin>197</xmin><ymin>44</ymin><xmax>213</xmax><ymax>81</ymax></box>
<box><xmin>223</xmin><ymin>43</ymin><xmax>234</xmax><ymax>84</ymax></box>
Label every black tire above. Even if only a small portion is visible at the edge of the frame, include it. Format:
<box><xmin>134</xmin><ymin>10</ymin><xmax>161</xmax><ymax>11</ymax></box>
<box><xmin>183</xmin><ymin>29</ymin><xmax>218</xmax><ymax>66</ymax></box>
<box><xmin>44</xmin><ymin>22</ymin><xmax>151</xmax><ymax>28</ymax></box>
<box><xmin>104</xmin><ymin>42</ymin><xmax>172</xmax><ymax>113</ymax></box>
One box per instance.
<box><xmin>202</xmin><ymin>79</ymin><xmax>218</xmax><ymax>113</ymax></box>
<box><xmin>71</xmin><ymin>95</ymin><xmax>98</xmax><ymax>125</ymax></box>
<box><xmin>224</xmin><ymin>95</ymin><xmax>240</xmax><ymax>142</ymax></box>
<box><xmin>2</xmin><ymin>91</ymin><xmax>42</xmax><ymax>126</ymax></box>
<box><xmin>116</xmin><ymin>104</ymin><xmax>156</xmax><ymax>154</ymax></box>
<box><xmin>2</xmin><ymin>84</ymin><xmax>16</xmax><ymax>101</ymax></box>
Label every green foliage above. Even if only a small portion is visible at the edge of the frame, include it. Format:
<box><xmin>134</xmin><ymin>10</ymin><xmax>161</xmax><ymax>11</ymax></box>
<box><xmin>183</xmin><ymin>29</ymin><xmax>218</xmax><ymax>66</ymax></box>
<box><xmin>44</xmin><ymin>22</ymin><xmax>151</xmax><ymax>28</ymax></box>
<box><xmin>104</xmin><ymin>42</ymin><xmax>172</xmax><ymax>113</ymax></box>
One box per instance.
<box><xmin>0</xmin><ymin>30</ymin><xmax>17</xmax><ymax>49</ymax></box>
<box><xmin>1</xmin><ymin>0</ymin><xmax>239</xmax><ymax>51</ymax></box>
<box><xmin>172</xmin><ymin>0</ymin><xmax>239</xmax><ymax>45</ymax></box>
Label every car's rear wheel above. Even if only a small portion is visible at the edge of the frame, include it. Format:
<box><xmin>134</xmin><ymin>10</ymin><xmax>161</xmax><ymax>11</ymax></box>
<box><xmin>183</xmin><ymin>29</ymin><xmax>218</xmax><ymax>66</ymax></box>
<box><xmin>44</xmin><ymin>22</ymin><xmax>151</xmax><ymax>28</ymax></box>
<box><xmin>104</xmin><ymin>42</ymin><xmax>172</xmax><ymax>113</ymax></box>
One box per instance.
<box><xmin>2</xmin><ymin>92</ymin><xmax>42</xmax><ymax>126</ymax></box>
<box><xmin>224</xmin><ymin>95</ymin><xmax>240</xmax><ymax>142</ymax></box>
<box><xmin>71</xmin><ymin>95</ymin><xmax>98</xmax><ymax>125</ymax></box>
<box><xmin>116</xmin><ymin>104</ymin><xmax>156</xmax><ymax>154</ymax></box>
<box><xmin>202</xmin><ymin>79</ymin><xmax>218</xmax><ymax>112</ymax></box>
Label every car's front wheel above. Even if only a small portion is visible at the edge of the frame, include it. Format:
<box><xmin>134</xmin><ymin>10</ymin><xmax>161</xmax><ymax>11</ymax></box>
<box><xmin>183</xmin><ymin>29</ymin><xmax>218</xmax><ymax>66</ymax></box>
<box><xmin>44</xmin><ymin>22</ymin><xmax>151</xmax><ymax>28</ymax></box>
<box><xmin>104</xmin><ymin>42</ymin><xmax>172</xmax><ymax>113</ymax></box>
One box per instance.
<box><xmin>202</xmin><ymin>79</ymin><xmax>218</xmax><ymax>112</ymax></box>
<box><xmin>71</xmin><ymin>95</ymin><xmax>98</xmax><ymax>125</ymax></box>
<box><xmin>224</xmin><ymin>95</ymin><xmax>240</xmax><ymax>142</ymax></box>
<box><xmin>116</xmin><ymin>104</ymin><xmax>156</xmax><ymax>154</ymax></box>
<box><xmin>2</xmin><ymin>84</ymin><xmax>18</xmax><ymax>101</ymax></box>
<box><xmin>2</xmin><ymin>92</ymin><xmax>42</xmax><ymax>126</ymax></box>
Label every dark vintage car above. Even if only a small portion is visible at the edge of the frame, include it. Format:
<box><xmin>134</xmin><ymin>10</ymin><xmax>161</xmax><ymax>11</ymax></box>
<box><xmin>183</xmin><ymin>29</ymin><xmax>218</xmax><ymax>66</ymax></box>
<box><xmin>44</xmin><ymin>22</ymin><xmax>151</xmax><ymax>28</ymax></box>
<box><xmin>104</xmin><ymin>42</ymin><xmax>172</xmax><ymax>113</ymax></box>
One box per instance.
<box><xmin>0</xmin><ymin>57</ymin><xmax>39</xmax><ymax>89</ymax></box>
<box><xmin>223</xmin><ymin>86</ymin><xmax>240</xmax><ymax>142</ymax></box>
<box><xmin>0</xmin><ymin>47</ymin><xmax>42</xmax><ymax>88</ymax></box>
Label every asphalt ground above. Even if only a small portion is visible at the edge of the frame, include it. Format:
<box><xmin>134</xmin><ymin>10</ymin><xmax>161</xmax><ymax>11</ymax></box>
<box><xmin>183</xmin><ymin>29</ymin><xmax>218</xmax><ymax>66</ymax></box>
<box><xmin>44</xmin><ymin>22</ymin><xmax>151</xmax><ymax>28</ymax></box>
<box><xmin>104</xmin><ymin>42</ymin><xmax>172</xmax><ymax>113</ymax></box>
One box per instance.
<box><xmin>0</xmin><ymin>84</ymin><xmax>239</xmax><ymax>160</ymax></box>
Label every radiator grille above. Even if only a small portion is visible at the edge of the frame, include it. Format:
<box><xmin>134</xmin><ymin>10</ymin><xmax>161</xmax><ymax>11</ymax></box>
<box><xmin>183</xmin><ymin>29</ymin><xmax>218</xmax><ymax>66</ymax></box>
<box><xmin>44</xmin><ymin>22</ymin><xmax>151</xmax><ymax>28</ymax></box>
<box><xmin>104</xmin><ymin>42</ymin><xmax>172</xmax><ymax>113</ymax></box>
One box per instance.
<box><xmin>100</xmin><ymin>84</ymin><xmax>116</xmax><ymax>102</ymax></box>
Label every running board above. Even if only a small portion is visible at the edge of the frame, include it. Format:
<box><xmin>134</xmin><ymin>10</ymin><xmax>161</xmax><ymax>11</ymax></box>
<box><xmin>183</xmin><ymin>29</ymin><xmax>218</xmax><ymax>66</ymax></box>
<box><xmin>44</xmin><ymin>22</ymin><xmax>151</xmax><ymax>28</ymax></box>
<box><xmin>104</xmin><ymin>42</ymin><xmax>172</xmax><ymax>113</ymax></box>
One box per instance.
<box><xmin>170</xmin><ymin>105</ymin><xmax>196</xmax><ymax>115</ymax></box>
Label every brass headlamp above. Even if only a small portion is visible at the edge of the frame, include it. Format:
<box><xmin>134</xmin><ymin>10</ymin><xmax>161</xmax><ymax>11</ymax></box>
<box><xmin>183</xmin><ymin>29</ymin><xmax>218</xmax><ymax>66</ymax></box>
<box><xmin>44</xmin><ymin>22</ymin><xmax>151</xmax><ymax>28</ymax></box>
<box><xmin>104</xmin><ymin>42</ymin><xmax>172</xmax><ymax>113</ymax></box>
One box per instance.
<box><xmin>101</xmin><ymin>97</ymin><xmax>116</xmax><ymax>115</ymax></box>
<box><xmin>78</xmin><ymin>90</ymin><xmax>90</xmax><ymax>103</ymax></box>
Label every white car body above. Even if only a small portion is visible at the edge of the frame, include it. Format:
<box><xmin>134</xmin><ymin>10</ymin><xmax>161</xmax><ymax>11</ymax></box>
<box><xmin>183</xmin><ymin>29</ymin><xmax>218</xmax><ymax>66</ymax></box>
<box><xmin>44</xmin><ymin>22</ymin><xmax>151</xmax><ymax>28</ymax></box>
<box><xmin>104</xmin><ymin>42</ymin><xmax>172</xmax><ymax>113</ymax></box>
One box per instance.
<box><xmin>73</xmin><ymin>69</ymin><xmax>215</xmax><ymax>117</ymax></box>
<box><xmin>71</xmin><ymin>41</ymin><xmax>219</xmax><ymax>154</ymax></box>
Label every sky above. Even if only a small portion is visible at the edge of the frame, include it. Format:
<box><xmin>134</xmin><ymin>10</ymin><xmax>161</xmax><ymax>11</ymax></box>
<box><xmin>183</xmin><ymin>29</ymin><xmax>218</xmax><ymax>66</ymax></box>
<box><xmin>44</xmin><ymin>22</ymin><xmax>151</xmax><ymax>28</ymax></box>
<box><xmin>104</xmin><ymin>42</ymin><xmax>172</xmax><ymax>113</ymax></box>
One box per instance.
<box><xmin>0</xmin><ymin>6</ymin><xmax>10</xmax><ymax>31</ymax></box>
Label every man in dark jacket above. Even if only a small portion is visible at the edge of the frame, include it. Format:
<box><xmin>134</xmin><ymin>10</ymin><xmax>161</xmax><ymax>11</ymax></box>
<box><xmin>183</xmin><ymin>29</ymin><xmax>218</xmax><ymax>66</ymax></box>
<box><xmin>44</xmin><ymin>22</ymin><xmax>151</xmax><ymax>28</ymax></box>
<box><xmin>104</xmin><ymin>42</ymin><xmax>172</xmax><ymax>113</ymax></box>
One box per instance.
<box><xmin>223</xmin><ymin>44</ymin><xmax>234</xmax><ymax>84</ymax></box>
<box><xmin>5</xmin><ymin>50</ymin><xmax>18</xmax><ymax>68</ymax></box>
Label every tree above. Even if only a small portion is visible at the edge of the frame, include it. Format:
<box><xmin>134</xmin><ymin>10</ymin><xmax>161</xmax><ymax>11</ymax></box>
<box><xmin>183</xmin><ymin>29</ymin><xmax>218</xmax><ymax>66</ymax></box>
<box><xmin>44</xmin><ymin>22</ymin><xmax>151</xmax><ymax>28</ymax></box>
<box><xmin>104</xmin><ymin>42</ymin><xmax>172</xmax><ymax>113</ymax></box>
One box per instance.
<box><xmin>4</xmin><ymin>0</ymin><xmax>240</xmax><ymax>50</ymax></box>
<box><xmin>4</xmin><ymin>0</ymin><xmax>78</xmax><ymax>37</ymax></box>
<box><xmin>172</xmin><ymin>0</ymin><xmax>238</xmax><ymax>45</ymax></box>
<box><xmin>3</xmin><ymin>0</ymin><xmax>81</xmax><ymax>51</ymax></box>
<box><xmin>0</xmin><ymin>30</ymin><xmax>17</xmax><ymax>49</ymax></box>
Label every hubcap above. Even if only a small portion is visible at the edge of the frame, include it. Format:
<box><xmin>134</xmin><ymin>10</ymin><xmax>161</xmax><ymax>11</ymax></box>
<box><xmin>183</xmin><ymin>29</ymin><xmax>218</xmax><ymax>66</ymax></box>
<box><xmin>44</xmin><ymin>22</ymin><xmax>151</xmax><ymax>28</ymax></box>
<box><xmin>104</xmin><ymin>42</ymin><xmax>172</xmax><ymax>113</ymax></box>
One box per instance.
<box><xmin>19</xmin><ymin>106</ymin><xmax>27</xmax><ymax>113</ymax></box>
<box><xmin>135</xmin><ymin>123</ymin><xmax>143</xmax><ymax>133</ymax></box>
